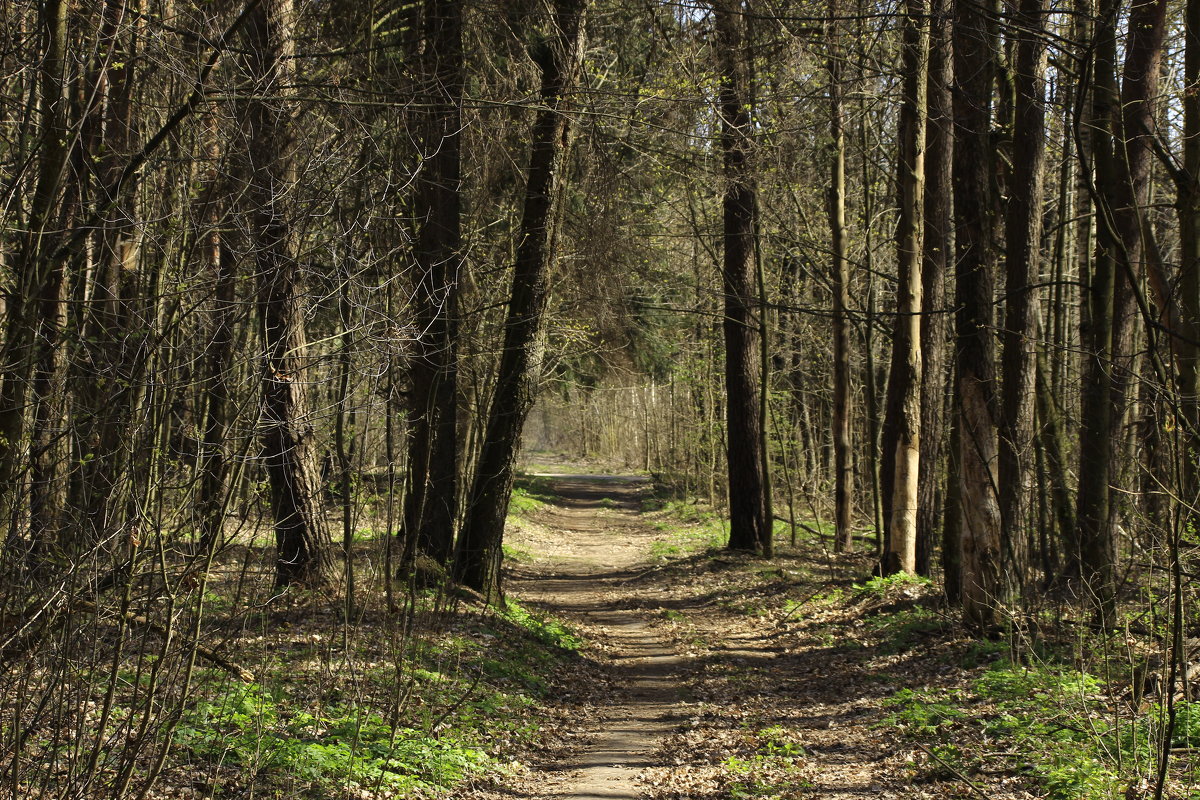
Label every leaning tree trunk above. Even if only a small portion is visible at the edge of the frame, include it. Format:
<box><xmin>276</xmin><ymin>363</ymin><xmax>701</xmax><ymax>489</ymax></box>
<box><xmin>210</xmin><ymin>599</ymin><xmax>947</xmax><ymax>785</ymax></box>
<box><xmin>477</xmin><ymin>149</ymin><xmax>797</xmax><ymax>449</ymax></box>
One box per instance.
<box><xmin>401</xmin><ymin>0</ymin><xmax>464</xmax><ymax>568</ymax></box>
<box><xmin>243</xmin><ymin>0</ymin><xmax>334</xmax><ymax>589</ymax></box>
<box><xmin>453</xmin><ymin>0</ymin><xmax>588</xmax><ymax>598</ymax></box>
<box><xmin>714</xmin><ymin>0</ymin><xmax>770</xmax><ymax>555</ymax></box>
<box><xmin>883</xmin><ymin>0</ymin><xmax>929</xmax><ymax>576</ymax></box>
<box><xmin>953</xmin><ymin>0</ymin><xmax>1003</xmax><ymax>630</ymax></box>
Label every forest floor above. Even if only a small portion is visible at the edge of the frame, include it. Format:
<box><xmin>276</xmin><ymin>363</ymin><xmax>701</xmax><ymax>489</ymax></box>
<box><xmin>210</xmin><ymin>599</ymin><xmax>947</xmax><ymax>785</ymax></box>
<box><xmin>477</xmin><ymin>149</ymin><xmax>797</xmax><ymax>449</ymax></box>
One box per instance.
<box><xmin>453</xmin><ymin>466</ymin><xmax>1048</xmax><ymax>800</ymax></box>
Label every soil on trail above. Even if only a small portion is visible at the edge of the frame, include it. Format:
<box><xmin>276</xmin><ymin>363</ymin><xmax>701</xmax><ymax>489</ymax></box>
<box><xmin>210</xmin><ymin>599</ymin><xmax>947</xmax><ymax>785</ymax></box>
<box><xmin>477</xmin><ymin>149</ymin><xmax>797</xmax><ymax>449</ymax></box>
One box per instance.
<box><xmin>461</xmin><ymin>471</ymin><xmax>960</xmax><ymax>800</ymax></box>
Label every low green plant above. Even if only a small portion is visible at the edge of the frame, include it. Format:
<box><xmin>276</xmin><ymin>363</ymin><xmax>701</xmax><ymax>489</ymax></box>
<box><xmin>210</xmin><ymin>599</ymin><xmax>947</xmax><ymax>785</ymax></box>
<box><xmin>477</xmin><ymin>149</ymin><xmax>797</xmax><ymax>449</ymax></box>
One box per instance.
<box><xmin>886</xmin><ymin>660</ymin><xmax>1161</xmax><ymax>800</ymax></box>
<box><xmin>869</xmin><ymin>607</ymin><xmax>944</xmax><ymax>654</ymax></box>
<box><xmin>503</xmin><ymin>599</ymin><xmax>582</xmax><ymax>651</ymax></box>
<box><xmin>853</xmin><ymin>572</ymin><xmax>933</xmax><ymax>597</ymax></box>
<box><xmin>176</xmin><ymin>683</ymin><xmax>494</xmax><ymax>794</ymax></box>
<box><xmin>885</xmin><ymin>688</ymin><xmax>965</xmax><ymax>738</ymax></box>
<box><xmin>756</xmin><ymin>725</ymin><xmax>804</xmax><ymax>758</ymax></box>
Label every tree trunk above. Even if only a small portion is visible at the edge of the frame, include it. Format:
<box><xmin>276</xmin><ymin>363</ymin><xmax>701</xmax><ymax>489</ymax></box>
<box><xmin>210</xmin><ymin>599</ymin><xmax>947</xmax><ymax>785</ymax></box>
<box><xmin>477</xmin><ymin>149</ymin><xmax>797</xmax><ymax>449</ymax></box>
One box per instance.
<box><xmin>244</xmin><ymin>0</ymin><xmax>335</xmax><ymax>589</ymax></box>
<box><xmin>1070</xmin><ymin>0</ymin><xmax>1124</xmax><ymax>616</ymax></box>
<box><xmin>197</xmin><ymin>112</ymin><xmax>237</xmax><ymax>548</ymax></box>
<box><xmin>71</xmin><ymin>0</ymin><xmax>141</xmax><ymax>551</ymax></box>
<box><xmin>953</xmin><ymin>0</ymin><xmax>1003</xmax><ymax>629</ymax></box>
<box><xmin>999</xmin><ymin>0</ymin><xmax>1046</xmax><ymax>598</ymax></box>
<box><xmin>1179</xmin><ymin>0</ymin><xmax>1200</xmax><ymax>518</ymax></box>
<box><xmin>453</xmin><ymin>0</ymin><xmax>588</xmax><ymax>597</ymax></box>
<box><xmin>714</xmin><ymin>0</ymin><xmax>770</xmax><ymax>555</ymax></box>
<box><xmin>402</xmin><ymin>0</ymin><xmax>464</xmax><ymax>567</ymax></box>
<box><xmin>883</xmin><ymin>0</ymin><xmax>929</xmax><ymax>576</ymax></box>
<box><xmin>917</xmin><ymin>0</ymin><xmax>951</xmax><ymax>577</ymax></box>
<box><xmin>0</xmin><ymin>0</ymin><xmax>71</xmax><ymax>540</ymax></box>
<box><xmin>828</xmin><ymin>0</ymin><xmax>854</xmax><ymax>552</ymax></box>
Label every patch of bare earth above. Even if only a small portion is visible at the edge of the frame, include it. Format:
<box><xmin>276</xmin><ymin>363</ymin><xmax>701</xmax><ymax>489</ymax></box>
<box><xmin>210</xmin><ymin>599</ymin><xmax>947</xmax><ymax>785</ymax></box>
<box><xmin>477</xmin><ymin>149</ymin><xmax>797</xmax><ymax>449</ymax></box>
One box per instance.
<box><xmin>459</xmin><ymin>473</ymin><xmax>1037</xmax><ymax>800</ymax></box>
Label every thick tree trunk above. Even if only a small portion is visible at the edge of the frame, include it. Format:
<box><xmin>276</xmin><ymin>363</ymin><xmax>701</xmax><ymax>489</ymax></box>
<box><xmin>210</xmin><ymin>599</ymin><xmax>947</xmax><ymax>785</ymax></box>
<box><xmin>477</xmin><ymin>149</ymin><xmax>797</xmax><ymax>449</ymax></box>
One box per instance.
<box><xmin>402</xmin><ymin>0</ymin><xmax>464</xmax><ymax>567</ymax></box>
<box><xmin>999</xmin><ymin>0</ymin><xmax>1046</xmax><ymax>597</ymax></box>
<box><xmin>953</xmin><ymin>0</ymin><xmax>1003</xmax><ymax>629</ymax></box>
<box><xmin>883</xmin><ymin>0</ymin><xmax>929</xmax><ymax>576</ymax></box>
<box><xmin>714</xmin><ymin>0</ymin><xmax>770</xmax><ymax>555</ymax></box>
<box><xmin>1071</xmin><ymin>0</ymin><xmax>1162</xmax><ymax>617</ymax></box>
<box><xmin>453</xmin><ymin>0</ymin><xmax>587</xmax><ymax>597</ymax></box>
<box><xmin>244</xmin><ymin>0</ymin><xmax>334</xmax><ymax>589</ymax></box>
<box><xmin>1071</xmin><ymin>0</ymin><xmax>1118</xmax><ymax>602</ymax></box>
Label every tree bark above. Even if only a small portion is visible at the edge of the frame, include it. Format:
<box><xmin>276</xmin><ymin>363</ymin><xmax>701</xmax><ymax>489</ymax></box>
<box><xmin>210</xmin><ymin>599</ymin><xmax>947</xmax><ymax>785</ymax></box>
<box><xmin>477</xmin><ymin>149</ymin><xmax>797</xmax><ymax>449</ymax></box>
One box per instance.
<box><xmin>953</xmin><ymin>0</ymin><xmax>1003</xmax><ymax>629</ymax></box>
<box><xmin>883</xmin><ymin>0</ymin><xmax>929</xmax><ymax>576</ymax></box>
<box><xmin>1179</xmin><ymin>0</ymin><xmax>1200</xmax><ymax>518</ymax></box>
<box><xmin>916</xmin><ymin>0</ymin><xmax>951</xmax><ymax>577</ymax></box>
<box><xmin>70</xmin><ymin>0</ymin><xmax>142</xmax><ymax>551</ymax></box>
<box><xmin>402</xmin><ymin>0</ymin><xmax>465</xmax><ymax>567</ymax></box>
<box><xmin>0</xmin><ymin>0</ymin><xmax>71</xmax><ymax>540</ymax></box>
<box><xmin>1071</xmin><ymin>0</ymin><xmax>1116</xmax><ymax>594</ymax></box>
<box><xmin>714</xmin><ymin>0</ymin><xmax>771</xmax><ymax>555</ymax></box>
<box><xmin>828</xmin><ymin>0</ymin><xmax>854</xmax><ymax>552</ymax></box>
<box><xmin>243</xmin><ymin>0</ymin><xmax>335</xmax><ymax>589</ymax></box>
<box><xmin>999</xmin><ymin>0</ymin><xmax>1047</xmax><ymax>597</ymax></box>
<box><xmin>453</xmin><ymin>0</ymin><xmax>588</xmax><ymax>597</ymax></box>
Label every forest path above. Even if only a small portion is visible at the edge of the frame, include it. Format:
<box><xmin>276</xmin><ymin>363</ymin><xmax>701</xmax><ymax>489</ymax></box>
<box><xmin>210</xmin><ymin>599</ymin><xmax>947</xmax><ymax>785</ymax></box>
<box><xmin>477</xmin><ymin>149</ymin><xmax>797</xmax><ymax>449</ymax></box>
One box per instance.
<box><xmin>506</xmin><ymin>473</ymin><xmax>676</xmax><ymax>800</ymax></box>
<box><xmin>483</xmin><ymin>470</ymin><xmax>917</xmax><ymax>800</ymax></box>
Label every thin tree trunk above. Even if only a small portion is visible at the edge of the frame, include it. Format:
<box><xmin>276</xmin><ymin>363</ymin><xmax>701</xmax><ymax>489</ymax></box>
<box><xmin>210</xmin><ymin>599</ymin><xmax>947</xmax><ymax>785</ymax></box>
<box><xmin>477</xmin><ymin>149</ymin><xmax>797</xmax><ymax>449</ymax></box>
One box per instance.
<box><xmin>828</xmin><ymin>0</ymin><xmax>854</xmax><ymax>552</ymax></box>
<box><xmin>0</xmin><ymin>0</ymin><xmax>71</xmax><ymax>539</ymax></box>
<box><xmin>71</xmin><ymin>0</ymin><xmax>142</xmax><ymax>550</ymax></box>
<box><xmin>883</xmin><ymin>0</ymin><xmax>929</xmax><ymax>576</ymax></box>
<box><xmin>197</xmin><ymin>112</ymin><xmax>236</xmax><ymax>548</ymax></box>
<box><xmin>917</xmin><ymin>0</ymin><xmax>951</xmax><ymax>577</ymax></box>
<box><xmin>1179</xmin><ymin>0</ymin><xmax>1200</xmax><ymax>519</ymax></box>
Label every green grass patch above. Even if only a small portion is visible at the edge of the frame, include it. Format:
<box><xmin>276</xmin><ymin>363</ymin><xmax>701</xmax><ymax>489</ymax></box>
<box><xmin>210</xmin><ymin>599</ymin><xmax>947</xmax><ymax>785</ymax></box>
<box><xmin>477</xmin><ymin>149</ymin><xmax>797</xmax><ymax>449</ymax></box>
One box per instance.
<box><xmin>507</xmin><ymin>486</ymin><xmax>549</xmax><ymax>517</ymax></box>
<box><xmin>502</xmin><ymin>542</ymin><xmax>536</xmax><ymax>563</ymax></box>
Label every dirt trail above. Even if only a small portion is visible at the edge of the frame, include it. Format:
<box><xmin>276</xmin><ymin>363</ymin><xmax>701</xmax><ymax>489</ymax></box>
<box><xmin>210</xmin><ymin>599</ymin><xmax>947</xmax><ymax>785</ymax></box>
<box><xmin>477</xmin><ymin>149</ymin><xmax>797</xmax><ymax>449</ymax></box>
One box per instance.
<box><xmin>494</xmin><ymin>471</ymin><xmax>915</xmax><ymax>800</ymax></box>
<box><xmin>509</xmin><ymin>474</ymin><xmax>677</xmax><ymax>800</ymax></box>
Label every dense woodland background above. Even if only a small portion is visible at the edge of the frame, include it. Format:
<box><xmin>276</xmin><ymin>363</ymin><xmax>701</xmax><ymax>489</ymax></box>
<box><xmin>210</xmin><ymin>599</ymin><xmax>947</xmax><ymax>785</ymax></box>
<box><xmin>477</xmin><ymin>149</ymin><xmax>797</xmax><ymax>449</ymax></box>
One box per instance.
<box><xmin>2</xmin><ymin>0</ymin><xmax>1200</xmax><ymax>795</ymax></box>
